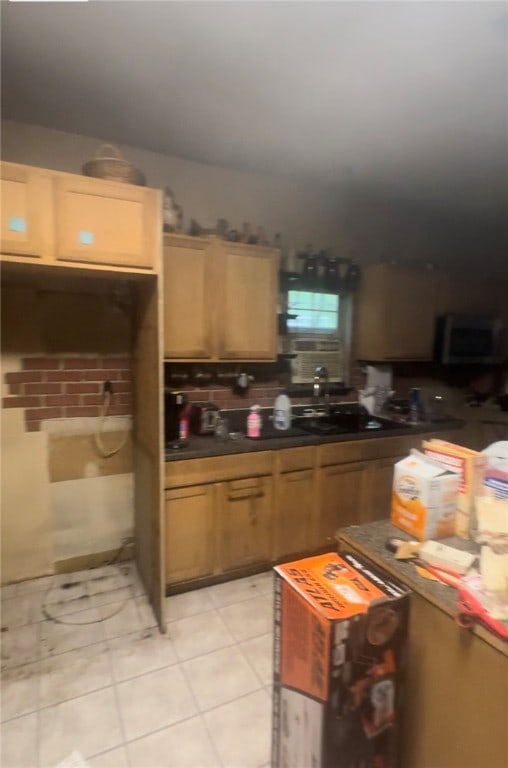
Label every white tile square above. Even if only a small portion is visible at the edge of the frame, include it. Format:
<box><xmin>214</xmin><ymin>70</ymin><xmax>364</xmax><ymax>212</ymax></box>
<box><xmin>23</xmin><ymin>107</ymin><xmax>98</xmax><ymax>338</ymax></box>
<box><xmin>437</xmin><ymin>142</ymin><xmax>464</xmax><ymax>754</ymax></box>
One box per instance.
<box><xmin>117</xmin><ymin>664</ymin><xmax>197</xmax><ymax>741</ymax></box>
<box><xmin>98</xmin><ymin>599</ymin><xmax>140</xmax><ymax>640</ymax></box>
<box><xmin>87</xmin><ymin>569</ymin><xmax>132</xmax><ymax>607</ymax></box>
<box><xmin>204</xmin><ymin>688</ymin><xmax>272</xmax><ymax>768</ymax></box>
<box><xmin>0</xmin><ymin>583</ymin><xmax>18</xmax><ymax>600</ymax></box>
<box><xmin>240</xmin><ymin>632</ymin><xmax>274</xmax><ymax>686</ymax></box>
<box><xmin>39</xmin><ymin>686</ymin><xmax>123</xmax><ymax>766</ymax></box>
<box><xmin>1</xmin><ymin>622</ymin><xmax>41</xmax><ymax>668</ymax></box>
<box><xmin>182</xmin><ymin>645</ymin><xmax>261</xmax><ymax>712</ymax></box>
<box><xmin>0</xmin><ymin>711</ymin><xmax>38</xmax><ymax>768</ymax></box>
<box><xmin>127</xmin><ymin>715</ymin><xmax>221</xmax><ymax>768</ymax></box>
<box><xmin>39</xmin><ymin>640</ymin><xmax>112</xmax><ymax>707</ymax></box>
<box><xmin>40</xmin><ymin>607</ymin><xmax>105</xmax><ymax>657</ymax></box>
<box><xmin>169</xmin><ymin>610</ymin><xmax>235</xmax><ymax>662</ymax></box>
<box><xmin>0</xmin><ymin>661</ymin><xmax>40</xmax><ymax>721</ymax></box>
<box><xmin>165</xmin><ymin>588</ymin><xmax>215</xmax><ymax>622</ymax></box>
<box><xmin>219</xmin><ymin>594</ymin><xmax>273</xmax><ymax>643</ymax></box>
<box><xmin>108</xmin><ymin>628</ymin><xmax>178</xmax><ymax>682</ymax></box>
<box><xmin>250</xmin><ymin>570</ymin><xmax>274</xmax><ymax>595</ymax></box>
<box><xmin>134</xmin><ymin>594</ymin><xmax>158</xmax><ymax>631</ymax></box>
<box><xmin>1</xmin><ymin>594</ymin><xmax>34</xmax><ymax>629</ymax></box>
<box><xmin>45</xmin><ymin>576</ymin><xmax>88</xmax><ymax>607</ymax></box>
<box><xmin>127</xmin><ymin>717</ymin><xmax>221</xmax><ymax>768</ymax></box>
<box><xmin>87</xmin><ymin>746</ymin><xmax>129</xmax><ymax>768</ymax></box>
<box><xmin>117</xmin><ymin>561</ymin><xmax>145</xmax><ymax>597</ymax></box>
<box><xmin>16</xmin><ymin>573</ymin><xmax>55</xmax><ymax>596</ymax></box>
<box><xmin>207</xmin><ymin>573</ymin><xmax>270</xmax><ymax>608</ymax></box>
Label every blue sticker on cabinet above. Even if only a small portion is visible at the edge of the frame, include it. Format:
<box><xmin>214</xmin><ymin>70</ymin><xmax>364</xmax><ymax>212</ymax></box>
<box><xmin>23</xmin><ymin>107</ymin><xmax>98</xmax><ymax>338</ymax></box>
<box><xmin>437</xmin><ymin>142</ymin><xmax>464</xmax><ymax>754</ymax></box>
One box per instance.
<box><xmin>79</xmin><ymin>230</ymin><xmax>95</xmax><ymax>246</ymax></box>
<box><xmin>9</xmin><ymin>217</ymin><xmax>26</xmax><ymax>233</ymax></box>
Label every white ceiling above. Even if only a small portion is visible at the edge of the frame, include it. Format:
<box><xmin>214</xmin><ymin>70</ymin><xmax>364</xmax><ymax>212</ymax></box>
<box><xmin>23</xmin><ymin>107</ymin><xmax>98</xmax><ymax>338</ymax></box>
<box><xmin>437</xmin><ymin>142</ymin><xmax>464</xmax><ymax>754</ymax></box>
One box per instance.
<box><xmin>2</xmin><ymin>1</ymin><xmax>508</xmax><ymax>223</ymax></box>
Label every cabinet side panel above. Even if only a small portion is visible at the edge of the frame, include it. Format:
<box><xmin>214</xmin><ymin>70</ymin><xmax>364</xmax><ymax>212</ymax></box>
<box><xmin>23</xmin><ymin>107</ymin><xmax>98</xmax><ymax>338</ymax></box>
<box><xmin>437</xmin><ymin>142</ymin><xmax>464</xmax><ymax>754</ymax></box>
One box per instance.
<box><xmin>133</xmin><ymin>276</ymin><xmax>165</xmax><ymax>631</ymax></box>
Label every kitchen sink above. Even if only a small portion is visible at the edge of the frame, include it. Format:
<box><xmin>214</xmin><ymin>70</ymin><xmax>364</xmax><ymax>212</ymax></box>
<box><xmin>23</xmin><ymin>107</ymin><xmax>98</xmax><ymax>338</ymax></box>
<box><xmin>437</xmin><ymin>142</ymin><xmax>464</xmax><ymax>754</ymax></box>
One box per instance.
<box><xmin>293</xmin><ymin>413</ymin><xmax>411</xmax><ymax>436</ymax></box>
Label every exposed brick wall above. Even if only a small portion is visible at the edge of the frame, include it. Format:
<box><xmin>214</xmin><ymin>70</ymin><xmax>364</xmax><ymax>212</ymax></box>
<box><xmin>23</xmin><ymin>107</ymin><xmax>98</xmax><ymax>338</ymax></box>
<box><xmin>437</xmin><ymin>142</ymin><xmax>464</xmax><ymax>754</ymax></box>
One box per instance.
<box><xmin>3</xmin><ymin>356</ymin><xmax>132</xmax><ymax>432</ymax></box>
<box><xmin>171</xmin><ymin>377</ymin><xmax>360</xmax><ymax>411</ymax></box>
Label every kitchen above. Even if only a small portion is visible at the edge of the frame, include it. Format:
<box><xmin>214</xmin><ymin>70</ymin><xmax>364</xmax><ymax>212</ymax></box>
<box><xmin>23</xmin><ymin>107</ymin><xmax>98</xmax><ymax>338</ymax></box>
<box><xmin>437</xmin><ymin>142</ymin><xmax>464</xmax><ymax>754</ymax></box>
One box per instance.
<box><xmin>1</xmin><ymin>2</ymin><xmax>508</xmax><ymax>767</ymax></box>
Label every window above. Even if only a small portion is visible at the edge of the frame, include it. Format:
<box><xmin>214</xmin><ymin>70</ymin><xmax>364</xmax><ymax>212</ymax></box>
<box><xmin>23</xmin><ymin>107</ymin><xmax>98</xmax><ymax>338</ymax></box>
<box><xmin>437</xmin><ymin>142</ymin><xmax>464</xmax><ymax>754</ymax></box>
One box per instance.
<box><xmin>287</xmin><ymin>291</ymin><xmax>339</xmax><ymax>334</ymax></box>
<box><xmin>285</xmin><ymin>288</ymin><xmax>353</xmax><ymax>383</ymax></box>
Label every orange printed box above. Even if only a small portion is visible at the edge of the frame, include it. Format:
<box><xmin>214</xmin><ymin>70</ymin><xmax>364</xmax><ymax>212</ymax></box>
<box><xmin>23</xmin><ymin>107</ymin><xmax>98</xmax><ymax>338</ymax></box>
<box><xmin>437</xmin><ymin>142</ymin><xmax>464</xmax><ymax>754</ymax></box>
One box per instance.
<box><xmin>422</xmin><ymin>439</ymin><xmax>486</xmax><ymax>538</ymax></box>
<box><xmin>390</xmin><ymin>450</ymin><xmax>460</xmax><ymax>540</ymax></box>
<box><xmin>272</xmin><ymin>552</ymin><xmax>409</xmax><ymax>768</ymax></box>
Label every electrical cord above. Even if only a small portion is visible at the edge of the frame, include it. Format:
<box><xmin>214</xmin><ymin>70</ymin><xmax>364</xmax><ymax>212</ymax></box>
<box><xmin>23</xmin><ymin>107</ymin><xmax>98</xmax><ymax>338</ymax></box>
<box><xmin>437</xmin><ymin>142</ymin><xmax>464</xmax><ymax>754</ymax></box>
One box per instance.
<box><xmin>41</xmin><ymin>540</ymin><xmax>135</xmax><ymax>626</ymax></box>
<box><xmin>93</xmin><ymin>390</ymin><xmax>130</xmax><ymax>458</ymax></box>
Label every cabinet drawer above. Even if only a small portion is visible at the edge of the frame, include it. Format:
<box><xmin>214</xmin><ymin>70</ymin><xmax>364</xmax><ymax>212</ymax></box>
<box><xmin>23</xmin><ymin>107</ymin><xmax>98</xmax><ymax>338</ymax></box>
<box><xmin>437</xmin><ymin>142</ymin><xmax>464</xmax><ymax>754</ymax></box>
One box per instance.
<box><xmin>277</xmin><ymin>446</ymin><xmax>316</xmax><ymax>473</ymax></box>
<box><xmin>165</xmin><ymin>451</ymin><xmax>273</xmax><ymax>488</ymax></box>
<box><xmin>361</xmin><ymin>435</ymin><xmax>419</xmax><ymax>461</ymax></box>
<box><xmin>319</xmin><ymin>441</ymin><xmax>364</xmax><ymax>466</ymax></box>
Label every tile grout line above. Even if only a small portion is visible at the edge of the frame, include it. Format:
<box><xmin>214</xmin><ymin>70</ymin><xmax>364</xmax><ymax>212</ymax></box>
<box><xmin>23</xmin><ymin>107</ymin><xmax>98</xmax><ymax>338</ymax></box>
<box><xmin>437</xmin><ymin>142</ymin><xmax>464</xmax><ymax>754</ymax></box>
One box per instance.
<box><xmin>104</xmin><ymin>632</ymin><xmax>132</xmax><ymax>768</ymax></box>
<box><xmin>178</xmin><ymin>656</ymin><xmax>224</xmax><ymax>767</ymax></box>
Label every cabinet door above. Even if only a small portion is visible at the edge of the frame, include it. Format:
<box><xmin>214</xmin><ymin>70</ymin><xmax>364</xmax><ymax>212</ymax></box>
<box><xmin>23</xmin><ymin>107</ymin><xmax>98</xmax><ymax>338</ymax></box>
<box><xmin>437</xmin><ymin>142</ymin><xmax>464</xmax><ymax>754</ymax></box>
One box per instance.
<box><xmin>1</xmin><ymin>162</ymin><xmax>52</xmax><ymax>260</ymax></box>
<box><xmin>383</xmin><ymin>268</ymin><xmax>438</xmax><ymax>360</ymax></box>
<box><xmin>165</xmin><ymin>485</ymin><xmax>215</xmax><ymax>584</ymax></box>
<box><xmin>221</xmin><ymin>477</ymin><xmax>273</xmax><ymax>570</ymax></box>
<box><xmin>362</xmin><ymin>456</ymin><xmax>401</xmax><ymax>524</ymax></box>
<box><xmin>54</xmin><ymin>175</ymin><xmax>158</xmax><ymax>269</ymax></box>
<box><xmin>275</xmin><ymin>469</ymin><xmax>316</xmax><ymax>560</ymax></box>
<box><xmin>217</xmin><ymin>243</ymin><xmax>278</xmax><ymax>360</ymax></box>
<box><xmin>356</xmin><ymin>263</ymin><xmax>437</xmax><ymax>361</ymax></box>
<box><xmin>163</xmin><ymin>236</ymin><xmax>215</xmax><ymax>359</ymax></box>
<box><xmin>317</xmin><ymin>462</ymin><xmax>367</xmax><ymax>548</ymax></box>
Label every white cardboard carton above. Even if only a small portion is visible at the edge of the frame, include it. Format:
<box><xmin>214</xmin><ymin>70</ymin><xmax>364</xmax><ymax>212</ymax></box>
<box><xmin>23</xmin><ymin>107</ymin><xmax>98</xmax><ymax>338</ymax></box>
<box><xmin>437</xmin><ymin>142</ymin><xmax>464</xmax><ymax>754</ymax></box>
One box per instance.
<box><xmin>390</xmin><ymin>450</ymin><xmax>460</xmax><ymax>540</ymax></box>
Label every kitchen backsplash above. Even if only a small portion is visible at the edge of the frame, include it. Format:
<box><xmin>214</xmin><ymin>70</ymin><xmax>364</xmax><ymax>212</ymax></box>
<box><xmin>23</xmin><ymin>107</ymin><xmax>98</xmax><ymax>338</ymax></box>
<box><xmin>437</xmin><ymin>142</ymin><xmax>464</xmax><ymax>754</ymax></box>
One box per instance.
<box><xmin>3</xmin><ymin>355</ymin><xmax>132</xmax><ymax>431</ymax></box>
<box><xmin>164</xmin><ymin>361</ymin><xmax>365</xmax><ymax>410</ymax></box>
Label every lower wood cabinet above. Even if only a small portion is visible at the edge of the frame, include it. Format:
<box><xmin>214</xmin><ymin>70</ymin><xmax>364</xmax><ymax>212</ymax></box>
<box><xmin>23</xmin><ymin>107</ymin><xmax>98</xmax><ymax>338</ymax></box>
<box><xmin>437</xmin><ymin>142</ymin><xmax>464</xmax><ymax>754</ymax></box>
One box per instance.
<box><xmin>361</xmin><ymin>456</ymin><xmax>405</xmax><ymax>524</ymax></box>
<box><xmin>164</xmin><ymin>429</ymin><xmax>458</xmax><ymax>589</ymax></box>
<box><xmin>274</xmin><ymin>468</ymin><xmax>316</xmax><ymax>560</ymax></box>
<box><xmin>317</xmin><ymin>461</ymin><xmax>368</xmax><ymax>548</ymax></box>
<box><xmin>164</xmin><ymin>485</ymin><xmax>216</xmax><ymax>585</ymax></box>
<box><xmin>220</xmin><ymin>477</ymin><xmax>273</xmax><ymax>571</ymax></box>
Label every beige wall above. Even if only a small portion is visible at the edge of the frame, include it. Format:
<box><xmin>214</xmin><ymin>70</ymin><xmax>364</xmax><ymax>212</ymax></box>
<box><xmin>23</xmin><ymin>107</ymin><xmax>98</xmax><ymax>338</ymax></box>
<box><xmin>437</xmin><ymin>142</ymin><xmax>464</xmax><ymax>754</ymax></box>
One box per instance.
<box><xmin>2</xmin><ymin>119</ymin><xmax>506</xmax><ymax>279</ymax></box>
<box><xmin>1</xmin><ymin>119</ymin><xmax>347</xmax><ymax>257</ymax></box>
<box><xmin>1</xmin><ymin>281</ymin><xmax>133</xmax><ymax>584</ymax></box>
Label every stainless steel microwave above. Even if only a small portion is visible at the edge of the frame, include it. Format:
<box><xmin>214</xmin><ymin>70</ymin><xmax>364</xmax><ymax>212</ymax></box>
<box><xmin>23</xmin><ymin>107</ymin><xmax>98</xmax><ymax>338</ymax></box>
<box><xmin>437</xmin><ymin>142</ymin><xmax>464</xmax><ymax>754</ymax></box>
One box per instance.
<box><xmin>434</xmin><ymin>314</ymin><xmax>505</xmax><ymax>364</ymax></box>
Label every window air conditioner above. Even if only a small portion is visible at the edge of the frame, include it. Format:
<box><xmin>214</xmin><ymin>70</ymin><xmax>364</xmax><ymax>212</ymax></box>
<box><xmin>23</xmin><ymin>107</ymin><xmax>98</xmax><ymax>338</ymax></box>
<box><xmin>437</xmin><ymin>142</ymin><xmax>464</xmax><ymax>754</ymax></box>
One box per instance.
<box><xmin>289</xmin><ymin>337</ymin><xmax>343</xmax><ymax>384</ymax></box>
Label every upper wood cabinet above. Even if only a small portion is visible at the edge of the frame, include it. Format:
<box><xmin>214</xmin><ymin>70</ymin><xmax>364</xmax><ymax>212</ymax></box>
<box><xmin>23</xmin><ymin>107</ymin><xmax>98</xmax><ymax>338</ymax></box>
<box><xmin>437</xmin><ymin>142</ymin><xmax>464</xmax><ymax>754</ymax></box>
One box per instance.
<box><xmin>1</xmin><ymin>162</ymin><xmax>53</xmax><ymax>260</ymax></box>
<box><xmin>1</xmin><ymin>161</ymin><xmax>160</xmax><ymax>273</ymax></box>
<box><xmin>162</xmin><ymin>234</ymin><xmax>215</xmax><ymax>359</ymax></box>
<box><xmin>216</xmin><ymin>240</ymin><xmax>278</xmax><ymax>360</ymax></box>
<box><xmin>355</xmin><ymin>262</ymin><xmax>438</xmax><ymax>361</ymax></box>
<box><xmin>54</xmin><ymin>175</ymin><xmax>159</xmax><ymax>269</ymax></box>
<box><xmin>163</xmin><ymin>234</ymin><xmax>278</xmax><ymax>361</ymax></box>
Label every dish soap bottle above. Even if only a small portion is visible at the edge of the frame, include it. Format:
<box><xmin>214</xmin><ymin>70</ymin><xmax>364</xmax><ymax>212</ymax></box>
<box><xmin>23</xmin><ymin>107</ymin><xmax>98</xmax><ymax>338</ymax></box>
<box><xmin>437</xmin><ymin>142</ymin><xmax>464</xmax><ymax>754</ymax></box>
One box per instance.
<box><xmin>247</xmin><ymin>404</ymin><xmax>262</xmax><ymax>438</ymax></box>
<box><xmin>274</xmin><ymin>390</ymin><xmax>292</xmax><ymax>430</ymax></box>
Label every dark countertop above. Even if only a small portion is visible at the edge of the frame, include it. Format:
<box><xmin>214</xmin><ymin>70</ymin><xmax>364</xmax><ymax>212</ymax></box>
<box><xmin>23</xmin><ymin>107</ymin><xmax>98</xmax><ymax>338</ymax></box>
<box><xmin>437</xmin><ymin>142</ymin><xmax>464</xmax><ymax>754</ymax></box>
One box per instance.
<box><xmin>336</xmin><ymin>520</ymin><xmax>507</xmax><ymax>655</ymax></box>
<box><xmin>165</xmin><ymin>418</ymin><xmax>464</xmax><ymax>461</ymax></box>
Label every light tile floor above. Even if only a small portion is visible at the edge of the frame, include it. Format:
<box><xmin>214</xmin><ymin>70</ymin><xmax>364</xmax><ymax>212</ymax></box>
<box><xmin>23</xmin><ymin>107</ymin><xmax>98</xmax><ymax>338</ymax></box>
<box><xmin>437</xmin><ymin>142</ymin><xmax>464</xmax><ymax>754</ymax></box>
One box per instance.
<box><xmin>1</xmin><ymin>563</ymin><xmax>274</xmax><ymax>768</ymax></box>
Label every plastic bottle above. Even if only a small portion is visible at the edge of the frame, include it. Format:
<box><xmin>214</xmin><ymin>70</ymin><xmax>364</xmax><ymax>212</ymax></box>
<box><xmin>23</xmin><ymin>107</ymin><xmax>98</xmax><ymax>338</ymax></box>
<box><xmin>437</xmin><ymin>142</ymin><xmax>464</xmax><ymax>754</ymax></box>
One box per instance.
<box><xmin>247</xmin><ymin>405</ymin><xmax>262</xmax><ymax>438</ymax></box>
<box><xmin>274</xmin><ymin>390</ymin><xmax>292</xmax><ymax>430</ymax></box>
<box><xmin>409</xmin><ymin>388</ymin><xmax>422</xmax><ymax>424</ymax></box>
<box><xmin>178</xmin><ymin>405</ymin><xmax>189</xmax><ymax>441</ymax></box>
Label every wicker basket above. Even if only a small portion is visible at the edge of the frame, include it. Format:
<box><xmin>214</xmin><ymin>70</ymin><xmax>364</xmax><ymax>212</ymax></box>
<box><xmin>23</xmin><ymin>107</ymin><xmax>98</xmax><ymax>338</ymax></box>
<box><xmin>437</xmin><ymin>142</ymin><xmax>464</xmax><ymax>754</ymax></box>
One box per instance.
<box><xmin>82</xmin><ymin>143</ymin><xmax>146</xmax><ymax>186</ymax></box>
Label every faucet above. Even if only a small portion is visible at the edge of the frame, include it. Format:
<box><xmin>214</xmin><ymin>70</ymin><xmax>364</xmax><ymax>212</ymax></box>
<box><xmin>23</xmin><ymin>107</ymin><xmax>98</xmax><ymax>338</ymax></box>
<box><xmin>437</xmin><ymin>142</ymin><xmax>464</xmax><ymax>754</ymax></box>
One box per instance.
<box><xmin>313</xmin><ymin>365</ymin><xmax>330</xmax><ymax>412</ymax></box>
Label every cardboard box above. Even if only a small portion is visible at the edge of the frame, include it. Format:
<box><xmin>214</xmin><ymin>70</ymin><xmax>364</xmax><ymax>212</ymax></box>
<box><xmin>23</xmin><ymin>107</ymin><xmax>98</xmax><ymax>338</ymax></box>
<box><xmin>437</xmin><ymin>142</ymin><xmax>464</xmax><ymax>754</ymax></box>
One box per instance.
<box><xmin>422</xmin><ymin>439</ymin><xmax>486</xmax><ymax>538</ymax></box>
<box><xmin>482</xmin><ymin>441</ymin><xmax>508</xmax><ymax>501</ymax></box>
<box><xmin>272</xmin><ymin>552</ymin><xmax>409</xmax><ymax>768</ymax></box>
<box><xmin>390</xmin><ymin>450</ymin><xmax>459</xmax><ymax>540</ymax></box>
